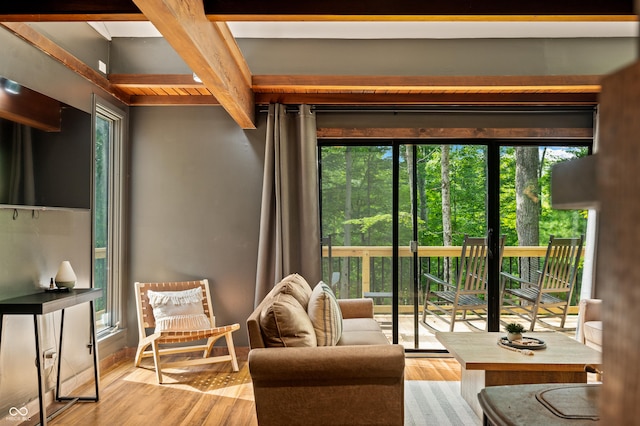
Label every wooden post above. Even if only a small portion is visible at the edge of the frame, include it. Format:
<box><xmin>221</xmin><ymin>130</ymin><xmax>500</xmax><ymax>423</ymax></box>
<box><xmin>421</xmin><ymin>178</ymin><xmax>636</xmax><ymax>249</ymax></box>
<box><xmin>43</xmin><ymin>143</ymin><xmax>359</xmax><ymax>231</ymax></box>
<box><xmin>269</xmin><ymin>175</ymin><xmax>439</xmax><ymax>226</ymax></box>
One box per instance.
<box><xmin>362</xmin><ymin>250</ymin><xmax>371</xmax><ymax>297</ymax></box>
<box><xmin>597</xmin><ymin>60</ymin><xmax>640</xmax><ymax>423</ymax></box>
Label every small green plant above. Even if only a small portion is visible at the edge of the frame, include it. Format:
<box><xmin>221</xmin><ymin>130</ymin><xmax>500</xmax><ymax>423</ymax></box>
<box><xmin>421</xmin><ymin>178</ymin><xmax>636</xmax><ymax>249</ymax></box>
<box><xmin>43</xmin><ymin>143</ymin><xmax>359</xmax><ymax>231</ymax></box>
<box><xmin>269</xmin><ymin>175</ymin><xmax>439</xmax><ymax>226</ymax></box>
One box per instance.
<box><xmin>505</xmin><ymin>323</ymin><xmax>525</xmax><ymax>334</ymax></box>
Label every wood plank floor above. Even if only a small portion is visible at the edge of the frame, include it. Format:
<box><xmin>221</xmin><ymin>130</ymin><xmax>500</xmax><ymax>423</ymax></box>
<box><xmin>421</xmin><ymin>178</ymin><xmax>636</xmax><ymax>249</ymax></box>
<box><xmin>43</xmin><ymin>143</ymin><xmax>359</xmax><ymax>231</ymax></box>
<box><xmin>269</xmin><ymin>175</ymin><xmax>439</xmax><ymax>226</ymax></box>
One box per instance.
<box><xmin>44</xmin><ymin>353</ymin><xmax>461</xmax><ymax>426</ymax></box>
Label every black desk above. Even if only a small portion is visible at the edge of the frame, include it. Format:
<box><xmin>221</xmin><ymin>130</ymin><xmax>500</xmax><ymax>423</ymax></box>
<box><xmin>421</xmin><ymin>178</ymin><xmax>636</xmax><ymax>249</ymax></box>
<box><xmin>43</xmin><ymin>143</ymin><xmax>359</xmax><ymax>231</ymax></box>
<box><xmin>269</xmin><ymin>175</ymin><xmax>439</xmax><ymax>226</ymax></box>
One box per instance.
<box><xmin>0</xmin><ymin>288</ymin><xmax>101</xmax><ymax>425</ymax></box>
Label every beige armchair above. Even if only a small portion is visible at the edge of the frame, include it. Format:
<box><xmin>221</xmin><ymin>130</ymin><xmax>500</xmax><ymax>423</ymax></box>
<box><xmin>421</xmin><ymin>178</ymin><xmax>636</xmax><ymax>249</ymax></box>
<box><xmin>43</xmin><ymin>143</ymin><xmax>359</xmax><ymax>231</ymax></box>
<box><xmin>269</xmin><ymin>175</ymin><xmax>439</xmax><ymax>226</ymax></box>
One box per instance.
<box><xmin>578</xmin><ymin>298</ymin><xmax>602</xmax><ymax>351</ymax></box>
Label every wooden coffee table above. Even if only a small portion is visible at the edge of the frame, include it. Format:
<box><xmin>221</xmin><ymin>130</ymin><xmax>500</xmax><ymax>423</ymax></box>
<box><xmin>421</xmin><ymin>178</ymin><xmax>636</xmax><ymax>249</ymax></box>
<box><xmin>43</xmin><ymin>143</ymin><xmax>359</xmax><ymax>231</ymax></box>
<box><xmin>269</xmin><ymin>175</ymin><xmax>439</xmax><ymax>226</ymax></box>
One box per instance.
<box><xmin>436</xmin><ymin>332</ymin><xmax>602</xmax><ymax>417</ymax></box>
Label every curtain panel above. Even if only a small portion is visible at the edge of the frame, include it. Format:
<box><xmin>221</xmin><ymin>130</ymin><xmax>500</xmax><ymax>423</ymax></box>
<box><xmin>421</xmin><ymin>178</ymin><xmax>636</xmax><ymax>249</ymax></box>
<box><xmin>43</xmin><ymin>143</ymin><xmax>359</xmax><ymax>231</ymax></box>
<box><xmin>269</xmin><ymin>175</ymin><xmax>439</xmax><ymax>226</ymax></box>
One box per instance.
<box><xmin>8</xmin><ymin>123</ymin><xmax>35</xmax><ymax>205</ymax></box>
<box><xmin>254</xmin><ymin>104</ymin><xmax>321</xmax><ymax>307</ymax></box>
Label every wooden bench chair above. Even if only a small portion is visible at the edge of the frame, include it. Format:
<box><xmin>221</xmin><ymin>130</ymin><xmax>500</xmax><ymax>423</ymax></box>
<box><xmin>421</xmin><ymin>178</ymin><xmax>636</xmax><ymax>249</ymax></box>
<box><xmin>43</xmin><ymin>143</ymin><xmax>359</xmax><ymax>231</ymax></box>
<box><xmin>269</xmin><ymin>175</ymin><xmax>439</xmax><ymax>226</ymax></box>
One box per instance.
<box><xmin>422</xmin><ymin>234</ymin><xmax>505</xmax><ymax>332</ymax></box>
<box><xmin>134</xmin><ymin>279</ymin><xmax>239</xmax><ymax>384</ymax></box>
<box><xmin>501</xmin><ymin>235</ymin><xmax>584</xmax><ymax>331</ymax></box>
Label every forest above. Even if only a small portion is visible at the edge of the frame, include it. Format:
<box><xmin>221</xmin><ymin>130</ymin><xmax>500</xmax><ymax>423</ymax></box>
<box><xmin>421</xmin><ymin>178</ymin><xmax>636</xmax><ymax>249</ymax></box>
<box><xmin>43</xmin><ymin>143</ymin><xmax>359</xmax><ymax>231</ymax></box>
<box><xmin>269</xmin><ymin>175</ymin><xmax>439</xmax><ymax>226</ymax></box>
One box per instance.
<box><xmin>319</xmin><ymin>142</ymin><xmax>590</xmax><ymax>304</ymax></box>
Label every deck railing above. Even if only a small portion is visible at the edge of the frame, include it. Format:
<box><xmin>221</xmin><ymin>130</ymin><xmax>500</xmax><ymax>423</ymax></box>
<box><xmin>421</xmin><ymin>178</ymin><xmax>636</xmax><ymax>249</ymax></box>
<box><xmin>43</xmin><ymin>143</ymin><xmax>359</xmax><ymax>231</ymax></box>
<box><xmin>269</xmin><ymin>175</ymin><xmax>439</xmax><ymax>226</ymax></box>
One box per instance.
<box><xmin>322</xmin><ymin>245</ymin><xmax>585</xmax><ymax>311</ymax></box>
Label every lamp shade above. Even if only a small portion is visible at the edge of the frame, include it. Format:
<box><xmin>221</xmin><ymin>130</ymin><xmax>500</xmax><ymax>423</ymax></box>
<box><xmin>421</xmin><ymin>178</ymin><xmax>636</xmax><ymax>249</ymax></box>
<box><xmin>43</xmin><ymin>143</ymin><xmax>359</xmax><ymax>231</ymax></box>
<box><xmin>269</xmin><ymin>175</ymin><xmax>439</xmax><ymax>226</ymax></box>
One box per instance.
<box><xmin>55</xmin><ymin>260</ymin><xmax>77</xmax><ymax>289</ymax></box>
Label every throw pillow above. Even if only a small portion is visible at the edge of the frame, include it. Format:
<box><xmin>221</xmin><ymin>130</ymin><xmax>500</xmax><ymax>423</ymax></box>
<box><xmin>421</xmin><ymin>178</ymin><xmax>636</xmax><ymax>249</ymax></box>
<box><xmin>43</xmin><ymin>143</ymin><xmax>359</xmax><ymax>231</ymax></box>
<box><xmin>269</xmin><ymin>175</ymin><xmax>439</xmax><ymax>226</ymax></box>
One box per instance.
<box><xmin>307</xmin><ymin>281</ymin><xmax>343</xmax><ymax>346</ymax></box>
<box><xmin>147</xmin><ymin>287</ymin><xmax>212</xmax><ymax>332</ymax></box>
<box><xmin>278</xmin><ymin>273</ymin><xmax>313</xmax><ymax>309</ymax></box>
<box><xmin>260</xmin><ymin>293</ymin><xmax>317</xmax><ymax>347</ymax></box>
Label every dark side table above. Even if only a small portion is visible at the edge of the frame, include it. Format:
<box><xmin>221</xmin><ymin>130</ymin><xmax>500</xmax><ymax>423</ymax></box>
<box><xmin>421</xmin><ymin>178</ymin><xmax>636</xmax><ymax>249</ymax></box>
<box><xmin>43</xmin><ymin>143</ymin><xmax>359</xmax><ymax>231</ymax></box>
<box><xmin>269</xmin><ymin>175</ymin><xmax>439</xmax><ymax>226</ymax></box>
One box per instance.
<box><xmin>0</xmin><ymin>288</ymin><xmax>101</xmax><ymax>425</ymax></box>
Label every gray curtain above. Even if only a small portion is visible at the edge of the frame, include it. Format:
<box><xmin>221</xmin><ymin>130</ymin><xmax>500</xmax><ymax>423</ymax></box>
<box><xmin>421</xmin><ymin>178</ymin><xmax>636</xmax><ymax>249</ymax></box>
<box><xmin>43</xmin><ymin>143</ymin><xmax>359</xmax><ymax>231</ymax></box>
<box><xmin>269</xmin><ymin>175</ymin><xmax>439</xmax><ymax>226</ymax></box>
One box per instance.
<box><xmin>254</xmin><ymin>104</ymin><xmax>321</xmax><ymax>307</ymax></box>
<box><xmin>8</xmin><ymin>123</ymin><xmax>35</xmax><ymax>205</ymax></box>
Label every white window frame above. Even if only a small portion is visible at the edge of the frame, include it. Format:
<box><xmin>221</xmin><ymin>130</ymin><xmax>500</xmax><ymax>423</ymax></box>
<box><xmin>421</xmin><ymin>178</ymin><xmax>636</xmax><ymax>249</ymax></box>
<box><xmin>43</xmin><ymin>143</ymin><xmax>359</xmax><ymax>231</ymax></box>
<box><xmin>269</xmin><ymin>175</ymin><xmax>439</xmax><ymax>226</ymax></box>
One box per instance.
<box><xmin>92</xmin><ymin>95</ymin><xmax>126</xmax><ymax>338</ymax></box>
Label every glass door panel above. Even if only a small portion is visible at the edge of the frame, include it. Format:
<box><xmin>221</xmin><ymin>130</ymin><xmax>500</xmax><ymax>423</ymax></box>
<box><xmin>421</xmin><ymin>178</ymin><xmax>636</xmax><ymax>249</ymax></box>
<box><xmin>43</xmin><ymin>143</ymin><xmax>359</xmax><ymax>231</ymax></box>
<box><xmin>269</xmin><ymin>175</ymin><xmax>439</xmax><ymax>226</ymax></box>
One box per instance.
<box><xmin>94</xmin><ymin>114</ymin><xmax>110</xmax><ymax>332</ymax></box>
<box><xmin>319</xmin><ymin>140</ymin><xmax>592</xmax><ymax>352</ymax></box>
<box><xmin>402</xmin><ymin>144</ymin><xmax>488</xmax><ymax>350</ymax></box>
<box><xmin>499</xmin><ymin>145</ymin><xmax>590</xmax><ymax>332</ymax></box>
<box><xmin>320</xmin><ymin>144</ymin><xmax>395</xmax><ymax>339</ymax></box>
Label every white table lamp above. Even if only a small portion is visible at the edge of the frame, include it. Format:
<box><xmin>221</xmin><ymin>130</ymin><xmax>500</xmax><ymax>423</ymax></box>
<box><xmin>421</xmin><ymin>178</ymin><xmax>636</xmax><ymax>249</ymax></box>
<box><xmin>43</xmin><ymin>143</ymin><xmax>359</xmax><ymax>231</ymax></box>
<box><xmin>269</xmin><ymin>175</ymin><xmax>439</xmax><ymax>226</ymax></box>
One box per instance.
<box><xmin>55</xmin><ymin>261</ymin><xmax>77</xmax><ymax>289</ymax></box>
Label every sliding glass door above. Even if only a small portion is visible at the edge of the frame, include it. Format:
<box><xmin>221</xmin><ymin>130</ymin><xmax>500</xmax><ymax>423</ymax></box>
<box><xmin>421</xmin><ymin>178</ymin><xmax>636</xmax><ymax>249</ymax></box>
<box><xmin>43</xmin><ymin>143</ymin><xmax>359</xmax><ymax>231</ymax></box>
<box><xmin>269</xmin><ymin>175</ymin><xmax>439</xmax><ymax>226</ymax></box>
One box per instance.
<box><xmin>498</xmin><ymin>143</ymin><xmax>590</xmax><ymax>330</ymax></box>
<box><xmin>398</xmin><ymin>143</ymin><xmax>489</xmax><ymax>349</ymax></box>
<box><xmin>319</xmin><ymin>143</ymin><xmax>394</xmax><ymax>309</ymax></box>
<box><xmin>319</xmin><ymin>139</ymin><xmax>591</xmax><ymax>352</ymax></box>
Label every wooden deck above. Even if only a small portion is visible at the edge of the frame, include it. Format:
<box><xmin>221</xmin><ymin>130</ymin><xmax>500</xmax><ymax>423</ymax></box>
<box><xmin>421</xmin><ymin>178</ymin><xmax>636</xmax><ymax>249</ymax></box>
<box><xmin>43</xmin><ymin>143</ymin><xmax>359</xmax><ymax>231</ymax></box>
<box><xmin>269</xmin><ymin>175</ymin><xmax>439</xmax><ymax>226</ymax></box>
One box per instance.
<box><xmin>382</xmin><ymin>313</ymin><xmax>579</xmax><ymax>350</ymax></box>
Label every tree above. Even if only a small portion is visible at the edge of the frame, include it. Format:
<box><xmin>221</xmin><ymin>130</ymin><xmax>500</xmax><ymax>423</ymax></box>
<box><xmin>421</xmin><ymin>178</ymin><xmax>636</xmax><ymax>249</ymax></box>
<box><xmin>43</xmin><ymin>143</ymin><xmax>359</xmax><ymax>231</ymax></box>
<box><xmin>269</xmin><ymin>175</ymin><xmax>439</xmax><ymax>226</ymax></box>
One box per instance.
<box><xmin>319</xmin><ymin>142</ymin><xmax>588</xmax><ymax>302</ymax></box>
<box><xmin>515</xmin><ymin>146</ymin><xmax>540</xmax><ymax>281</ymax></box>
<box><xmin>440</xmin><ymin>145</ymin><xmax>454</xmax><ymax>281</ymax></box>
<box><xmin>340</xmin><ymin>146</ymin><xmax>353</xmax><ymax>297</ymax></box>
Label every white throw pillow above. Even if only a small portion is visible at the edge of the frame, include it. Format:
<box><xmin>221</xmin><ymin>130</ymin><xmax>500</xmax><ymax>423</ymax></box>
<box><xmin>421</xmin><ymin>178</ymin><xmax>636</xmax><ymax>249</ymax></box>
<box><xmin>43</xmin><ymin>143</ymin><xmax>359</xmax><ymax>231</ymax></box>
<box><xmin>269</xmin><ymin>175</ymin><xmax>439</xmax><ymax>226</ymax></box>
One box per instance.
<box><xmin>147</xmin><ymin>287</ymin><xmax>211</xmax><ymax>332</ymax></box>
<box><xmin>307</xmin><ymin>281</ymin><xmax>343</xmax><ymax>346</ymax></box>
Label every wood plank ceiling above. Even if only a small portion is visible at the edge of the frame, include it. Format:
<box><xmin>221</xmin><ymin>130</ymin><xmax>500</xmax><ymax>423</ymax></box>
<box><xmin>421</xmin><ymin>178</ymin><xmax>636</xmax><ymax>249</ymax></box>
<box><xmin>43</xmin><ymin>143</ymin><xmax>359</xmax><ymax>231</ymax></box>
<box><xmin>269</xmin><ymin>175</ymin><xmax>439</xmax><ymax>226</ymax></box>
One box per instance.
<box><xmin>0</xmin><ymin>1</ymin><xmax>636</xmax><ymax>129</ymax></box>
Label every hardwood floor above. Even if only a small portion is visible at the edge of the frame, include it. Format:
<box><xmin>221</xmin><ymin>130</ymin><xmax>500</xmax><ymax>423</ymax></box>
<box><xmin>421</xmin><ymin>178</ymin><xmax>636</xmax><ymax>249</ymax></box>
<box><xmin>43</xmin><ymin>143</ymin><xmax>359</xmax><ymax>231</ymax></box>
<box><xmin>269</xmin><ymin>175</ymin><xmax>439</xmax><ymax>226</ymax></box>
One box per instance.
<box><xmin>405</xmin><ymin>356</ymin><xmax>461</xmax><ymax>381</ymax></box>
<box><xmin>45</xmin><ymin>352</ymin><xmax>460</xmax><ymax>426</ymax></box>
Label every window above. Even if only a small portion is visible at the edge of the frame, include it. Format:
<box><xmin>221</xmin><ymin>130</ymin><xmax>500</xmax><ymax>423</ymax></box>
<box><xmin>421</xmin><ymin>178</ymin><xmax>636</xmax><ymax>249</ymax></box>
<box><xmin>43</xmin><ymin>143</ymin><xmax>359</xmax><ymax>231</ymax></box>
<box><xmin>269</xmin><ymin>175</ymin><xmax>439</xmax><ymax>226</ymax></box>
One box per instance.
<box><xmin>93</xmin><ymin>97</ymin><xmax>126</xmax><ymax>335</ymax></box>
<box><xmin>320</xmin><ymin>139</ymin><xmax>591</xmax><ymax>351</ymax></box>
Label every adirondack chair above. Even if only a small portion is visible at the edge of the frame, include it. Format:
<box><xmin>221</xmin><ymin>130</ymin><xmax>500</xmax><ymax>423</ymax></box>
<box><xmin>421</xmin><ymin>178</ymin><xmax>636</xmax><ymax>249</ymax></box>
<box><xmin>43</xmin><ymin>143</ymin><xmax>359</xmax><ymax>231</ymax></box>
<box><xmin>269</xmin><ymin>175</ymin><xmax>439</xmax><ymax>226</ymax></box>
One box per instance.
<box><xmin>501</xmin><ymin>235</ymin><xmax>584</xmax><ymax>331</ymax></box>
<box><xmin>422</xmin><ymin>234</ymin><xmax>505</xmax><ymax>331</ymax></box>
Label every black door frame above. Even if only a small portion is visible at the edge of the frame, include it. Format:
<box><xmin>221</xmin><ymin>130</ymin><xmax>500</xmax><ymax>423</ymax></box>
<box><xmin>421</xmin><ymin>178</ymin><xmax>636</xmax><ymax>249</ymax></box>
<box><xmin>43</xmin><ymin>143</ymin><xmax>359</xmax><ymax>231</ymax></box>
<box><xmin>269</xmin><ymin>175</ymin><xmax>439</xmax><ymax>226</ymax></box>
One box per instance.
<box><xmin>397</xmin><ymin>139</ymin><xmax>592</xmax><ymax>352</ymax></box>
<box><xmin>318</xmin><ymin>138</ymin><xmax>592</xmax><ymax>352</ymax></box>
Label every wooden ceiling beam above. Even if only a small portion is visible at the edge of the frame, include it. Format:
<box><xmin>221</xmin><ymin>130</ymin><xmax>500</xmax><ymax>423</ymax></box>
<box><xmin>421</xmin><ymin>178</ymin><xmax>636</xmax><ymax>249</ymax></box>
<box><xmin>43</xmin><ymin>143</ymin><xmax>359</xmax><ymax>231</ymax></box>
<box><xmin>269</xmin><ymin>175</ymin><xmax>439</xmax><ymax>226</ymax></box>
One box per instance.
<box><xmin>254</xmin><ymin>92</ymin><xmax>599</xmax><ymax>105</ymax></box>
<box><xmin>0</xmin><ymin>1</ymin><xmax>144</xmax><ymax>21</ymax></box>
<box><xmin>129</xmin><ymin>95</ymin><xmax>219</xmax><ymax>106</ymax></box>
<box><xmin>132</xmin><ymin>0</ymin><xmax>254</xmax><ymax>128</ymax></box>
<box><xmin>203</xmin><ymin>0</ymin><xmax>635</xmax><ymax>21</ymax></box>
<box><xmin>0</xmin><ymin>0</ymin><xmax>635</xmax><ymax>21</ymax></box>
<box><xmin>110</xmin><ymin>73</ymin><xmax>601</xmax><ymax>106</ymax></box>
<box><xmin>252</xmin><ymin>75</ymin><xmax>602</xmax><ymax>94</ymax></box>
<box><xmin>112</xmin><ymin>73</ymin><xmax>602</xmax><ymax>92</ymax></box>
<box><xmin>112</xmin><ymin>92</ymin><xmax>599</xmax><ymax>107</ymax></box>
<box><xmin>110</xmin><ymin>74</ymin><xmax>206</xmax><ymax>88</ymax></box>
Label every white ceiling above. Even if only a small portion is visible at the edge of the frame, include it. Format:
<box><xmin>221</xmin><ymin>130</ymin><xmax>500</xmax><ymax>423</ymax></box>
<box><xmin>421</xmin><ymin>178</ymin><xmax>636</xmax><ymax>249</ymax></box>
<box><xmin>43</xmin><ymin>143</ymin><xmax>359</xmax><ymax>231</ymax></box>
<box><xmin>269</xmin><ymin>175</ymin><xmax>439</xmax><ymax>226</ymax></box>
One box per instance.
<box><xmin>89</xmin><ymin>21</ymin><xmax>639</xmax><ymax>41</ymax></box>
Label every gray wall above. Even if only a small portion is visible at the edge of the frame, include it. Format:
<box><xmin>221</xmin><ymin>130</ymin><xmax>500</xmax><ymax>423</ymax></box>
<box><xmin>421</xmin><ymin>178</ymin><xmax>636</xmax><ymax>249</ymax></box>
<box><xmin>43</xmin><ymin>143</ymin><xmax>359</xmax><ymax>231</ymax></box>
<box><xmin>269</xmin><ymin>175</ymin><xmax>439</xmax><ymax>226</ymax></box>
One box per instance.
<box><xmin>31</xmin><ymin>22</ymin><xmax>110</xmax><ymax>79</ymax></box>
<box><xmin>0</xmin><ymin>24</ymin><xmax>125</xmax><ymax>415</ymax></box>
<box><xmin>238</xmin><ymin>38</ymin><xmax>637</xmax><ymax>76</ymax></box>
<box><xmin>127</xmin><ymin>106</ymin><xmax>266</xmax><ymax>348</ymax></box>
<box><xmin>110</xmin><ymin>37</ymin><xmax>191</xmax><ymax>74</ymax></box>
<box><xmin>0</xmin><ymin>210</ymin><xmax>94</xmax><ymax>413</ymax></box>
<box><xmin>111</xmin><ymin>37</ymin><xmax>637</xmax><ymax>77</ymax></box>
<box><xmin>0</xmin><ymin>24</ymin><xmax>114</xmax><ymax>114</ymax></box>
